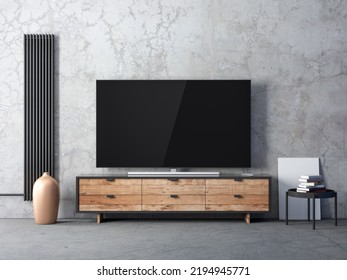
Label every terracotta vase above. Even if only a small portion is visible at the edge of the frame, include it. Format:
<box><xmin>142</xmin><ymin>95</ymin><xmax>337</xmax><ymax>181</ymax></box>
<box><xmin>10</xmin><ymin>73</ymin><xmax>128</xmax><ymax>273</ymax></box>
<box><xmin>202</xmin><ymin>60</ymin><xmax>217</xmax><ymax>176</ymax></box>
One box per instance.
<box><xmin>33</xmin><ymin>172</ymin><xmax>59</xmax><ymax>224</ymax></box>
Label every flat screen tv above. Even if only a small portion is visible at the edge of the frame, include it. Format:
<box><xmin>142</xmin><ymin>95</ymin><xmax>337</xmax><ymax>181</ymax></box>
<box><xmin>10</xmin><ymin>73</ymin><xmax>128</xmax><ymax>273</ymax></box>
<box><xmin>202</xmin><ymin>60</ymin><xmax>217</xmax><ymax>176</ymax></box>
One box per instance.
<box><xmin>97</xmin><ymin>80</ymin><xmax>251</xmax><ymax>168</ymax></box>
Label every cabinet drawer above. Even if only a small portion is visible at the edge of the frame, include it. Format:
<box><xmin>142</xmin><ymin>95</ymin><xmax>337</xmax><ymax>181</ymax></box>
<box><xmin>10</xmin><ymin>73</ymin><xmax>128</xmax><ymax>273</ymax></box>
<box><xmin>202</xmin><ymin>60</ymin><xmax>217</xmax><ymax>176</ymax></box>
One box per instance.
<box><xmin>79</xmin><ymin>179</ymin><xmax>141</xmax><ymax>195</ymax></box>
<box><xmin>142</xmin><ymin>179</ymin><xmax>205</xmax><ymax>211</ymax></box>
<box><xmin>79</xmin><ymin>179</ymin><xmax>141</xmax><ymax>211</ymax></box>
<box><xmin>206</xmin><ymin>179</ymin><xmax>269</xmax><ymax>211</ymax></box>
<box><xmin>206</xmin><ymin>179</ymin><xmax>269</xmax><ymax>194</ymax></box>
<box><xmin>142</xmin><ymin>205</ymin><xmax>205</xmax><ymax>211</ymax></box>
<box><xmin>142</xmin><ymin>179</ymin><xmax>205</xmax><ymax>189</ymax></box>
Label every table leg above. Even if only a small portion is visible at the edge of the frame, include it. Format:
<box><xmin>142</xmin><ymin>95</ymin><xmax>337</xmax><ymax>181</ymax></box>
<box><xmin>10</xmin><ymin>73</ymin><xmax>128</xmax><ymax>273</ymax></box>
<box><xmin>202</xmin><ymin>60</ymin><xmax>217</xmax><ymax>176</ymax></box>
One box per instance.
<box><xmin>286</xmin><ymin>191</ymin><xmax>288</xmax><ymax>225</ymax></box>
<box><xmin>313</xmin><ymin>198</ymin><xmax>315</xmax><ymax>230</ymax></box>
<box><xmin>307</xmin><ymin>198</ymin><xmax>310</xmax><ymax>222</ymax></box>
<box><xmin>335</xmin><ymin>193</ymin><xmax>337</xmax><ymax>226</ymax></box>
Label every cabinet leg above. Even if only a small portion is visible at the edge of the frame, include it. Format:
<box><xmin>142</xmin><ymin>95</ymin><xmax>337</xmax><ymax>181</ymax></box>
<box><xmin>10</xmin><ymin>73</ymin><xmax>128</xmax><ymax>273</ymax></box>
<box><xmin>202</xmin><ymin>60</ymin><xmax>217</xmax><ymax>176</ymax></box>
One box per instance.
<box><xmin>97</xmin><ymin>213</ymin><xmax>103</xmax><ymax>224</ymax></box>
<box><xmin>244</xmin><ymin>213</ymin><xmax>251</xmax><ymax>224</ymax></box>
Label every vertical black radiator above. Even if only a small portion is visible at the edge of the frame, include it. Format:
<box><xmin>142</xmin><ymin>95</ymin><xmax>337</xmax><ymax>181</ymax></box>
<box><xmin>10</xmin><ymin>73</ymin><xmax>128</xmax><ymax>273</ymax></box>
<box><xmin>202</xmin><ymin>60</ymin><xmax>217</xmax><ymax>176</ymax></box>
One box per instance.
<box><xmin>24</xmin><ymin>34</ymin><xmax>55</xmax><ymax>201</ymax></box>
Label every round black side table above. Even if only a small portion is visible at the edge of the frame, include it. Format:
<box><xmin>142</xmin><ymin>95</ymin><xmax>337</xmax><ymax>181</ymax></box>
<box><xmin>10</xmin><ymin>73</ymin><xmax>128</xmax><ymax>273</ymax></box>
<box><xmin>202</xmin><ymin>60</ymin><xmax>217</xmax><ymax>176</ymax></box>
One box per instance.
<box><xmin>286</xmin><ymin>188</ymin><xmax>337</xmax><ymax>230</ymax></box>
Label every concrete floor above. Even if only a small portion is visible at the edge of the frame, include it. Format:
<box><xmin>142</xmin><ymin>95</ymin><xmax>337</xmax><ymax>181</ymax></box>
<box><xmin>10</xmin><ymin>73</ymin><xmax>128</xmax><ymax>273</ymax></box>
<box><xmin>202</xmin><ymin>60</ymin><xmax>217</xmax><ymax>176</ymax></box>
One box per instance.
<box><xmin>1</xmin><ymin>218</ymin><xmax>347</xmax><ymax>260</ymax></box>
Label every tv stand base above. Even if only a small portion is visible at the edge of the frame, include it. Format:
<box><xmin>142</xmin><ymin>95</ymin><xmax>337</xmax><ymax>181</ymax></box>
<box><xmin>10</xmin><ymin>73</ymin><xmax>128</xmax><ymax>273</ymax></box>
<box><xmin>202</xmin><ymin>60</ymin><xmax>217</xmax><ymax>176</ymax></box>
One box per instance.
<box><xmin>127</xmin><ymin>171</ymin><xmax>220</xmax><ymax>177</ymax></box>
<box><xmin>77</xmin><ymin>176</ymin><xmax>271</xmax><ymax>224</ymax></box>
<box><xmin>95</xmin><ymin>212</ymin><xmax>253</xmax><ymax>224</ymax></box>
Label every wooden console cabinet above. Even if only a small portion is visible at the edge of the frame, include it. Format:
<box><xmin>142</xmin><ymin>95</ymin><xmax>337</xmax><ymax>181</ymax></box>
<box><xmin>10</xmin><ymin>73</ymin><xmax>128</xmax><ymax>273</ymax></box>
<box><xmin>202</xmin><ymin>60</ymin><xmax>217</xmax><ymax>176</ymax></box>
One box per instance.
<box><xmin>76</xmin><ymin>176</ymin><xmax>271</xmax><ymax>224</ymax></box>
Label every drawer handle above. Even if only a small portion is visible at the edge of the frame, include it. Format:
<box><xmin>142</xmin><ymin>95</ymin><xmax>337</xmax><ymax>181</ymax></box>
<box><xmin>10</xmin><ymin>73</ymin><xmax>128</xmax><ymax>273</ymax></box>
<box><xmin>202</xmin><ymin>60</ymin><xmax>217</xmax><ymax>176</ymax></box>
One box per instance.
<box><xmin>106</xmin><ymin>178</ymin><xmax>115</xmax><ymax>182</ymax></box>
<box><xmin>106</xmin><ymin>194</ymin><xmax>115</xmax><ymax>198</ymax></box>
<box><xmin>234</xmin><ymin>178</ymin><xmax>243</xmax><ymax>182</ymax></box>
<box><xmin>168</xmin><ymin>178</ymin><xmax>179</xmax><ymax>182</ymax></box>
<box><xmin>234</xmin><ymin>194</ymin><xmax>242</xmax><ymax>198</ymax></box>
<box><xmin>170</xmin><ymin>194</ymin><xmax>179</xmax><ymax>198</ymax></box>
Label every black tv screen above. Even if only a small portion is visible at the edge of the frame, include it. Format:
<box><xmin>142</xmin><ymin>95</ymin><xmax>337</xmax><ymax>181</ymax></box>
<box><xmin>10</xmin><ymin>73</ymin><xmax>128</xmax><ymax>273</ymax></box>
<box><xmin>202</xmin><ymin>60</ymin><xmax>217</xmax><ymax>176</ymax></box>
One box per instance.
<box><xmin>97</xmin><ymin>80</ymin><xmax>251</xmax><ymax>168</ymax></box>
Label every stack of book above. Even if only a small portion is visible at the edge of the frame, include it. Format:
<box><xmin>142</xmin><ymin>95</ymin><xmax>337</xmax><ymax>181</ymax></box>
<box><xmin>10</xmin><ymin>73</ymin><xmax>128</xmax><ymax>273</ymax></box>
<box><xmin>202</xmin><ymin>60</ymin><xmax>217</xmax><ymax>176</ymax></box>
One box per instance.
<box><xmin>297</xmin><ymin>175</ymin><xmax>325</xmax><ymax>193</ymax></box>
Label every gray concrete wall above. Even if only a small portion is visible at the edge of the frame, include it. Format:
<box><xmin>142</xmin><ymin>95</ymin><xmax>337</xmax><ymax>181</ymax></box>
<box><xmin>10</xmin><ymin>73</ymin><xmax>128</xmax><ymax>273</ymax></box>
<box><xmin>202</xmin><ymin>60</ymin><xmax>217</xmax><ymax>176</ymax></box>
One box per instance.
<box><xmin>0</xmin><ymin>0</ymin><xmax>346</xmax><ymax>218</ymax></box>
